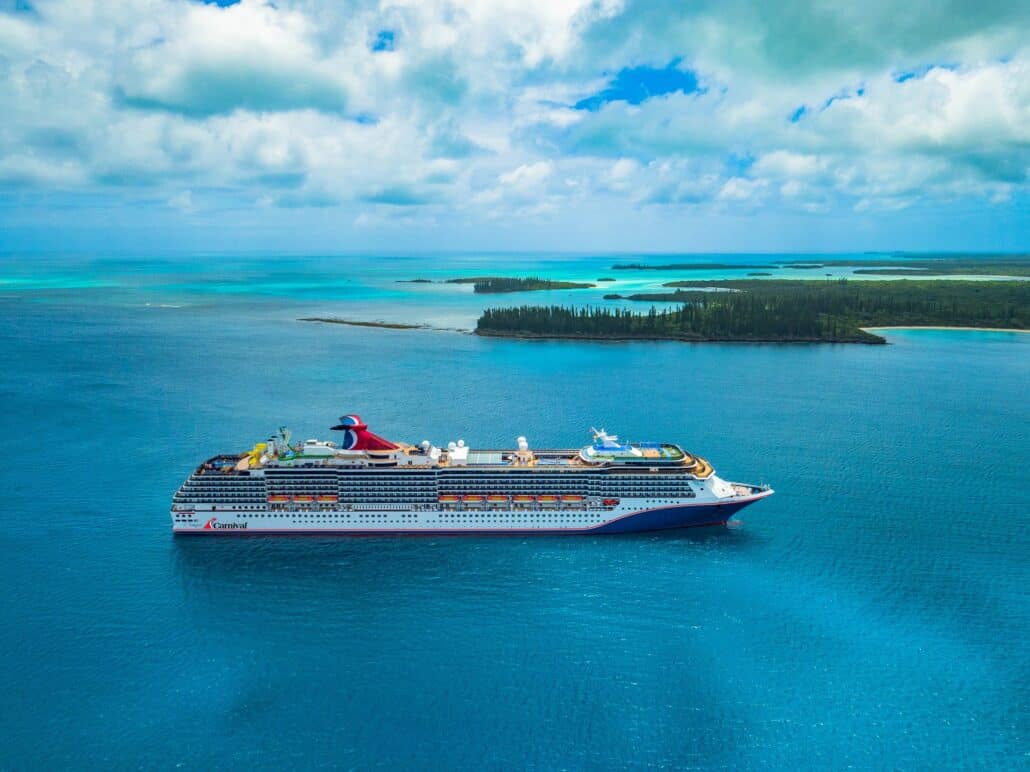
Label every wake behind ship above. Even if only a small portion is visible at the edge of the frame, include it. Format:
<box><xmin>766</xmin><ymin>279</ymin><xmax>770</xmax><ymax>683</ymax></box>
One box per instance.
<box><xmin>171</xmin><ymin>416</ymin><xmax>772</xmax><ymax>535</ymax></box>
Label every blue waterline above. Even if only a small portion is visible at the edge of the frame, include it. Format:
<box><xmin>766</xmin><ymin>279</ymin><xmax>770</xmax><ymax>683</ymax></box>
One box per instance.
<box><xmin>0</xmin><ymin>255</ymin><xmax>1026</xmax><ymax>768</ymax></box>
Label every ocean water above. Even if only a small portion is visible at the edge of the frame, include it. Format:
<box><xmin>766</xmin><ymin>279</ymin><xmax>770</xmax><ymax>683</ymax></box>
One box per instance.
<box><xmin>0</xmin><ymin>254</ymin><xmax>1027</xmax><ymax>768</ymax></box>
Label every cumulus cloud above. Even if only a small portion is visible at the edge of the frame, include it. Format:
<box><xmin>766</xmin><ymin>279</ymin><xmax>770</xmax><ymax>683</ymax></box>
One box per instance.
<box><xmin>116</xmin><ymin>0</ymin><xmax>351</xmax><ymax>116</ymax></box>
<box><xmin>0</xmin><ymin>0</ymin><xmax>1026</xmax><ymax>235</ymax></box>
<box><xmin>498</xmin><ymin>161</ymin><xmax>553</xmax><ymax>188</ymax></box>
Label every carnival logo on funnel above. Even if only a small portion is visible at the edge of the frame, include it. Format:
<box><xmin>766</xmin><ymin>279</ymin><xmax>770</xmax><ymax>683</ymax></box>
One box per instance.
<box><xmin>202</xmin><ymin>517</ymin><xmax>248</xmax><ymax>530</ymax></box>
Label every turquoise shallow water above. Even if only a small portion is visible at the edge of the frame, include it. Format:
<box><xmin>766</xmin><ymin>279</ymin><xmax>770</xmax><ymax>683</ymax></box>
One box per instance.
<box><xmin>3</xmin><ymin>251</ymin><xmax>1023</xmax><ymax>330</ymax></box>
<box><xmin>0</xmin><ymin>254</ymin><xmax>1027</xmax><ymax>768</ymax></box>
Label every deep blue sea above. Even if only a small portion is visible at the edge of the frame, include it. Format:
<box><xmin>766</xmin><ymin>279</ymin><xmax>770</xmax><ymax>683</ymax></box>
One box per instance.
<box><xmin>1</xmin><ymin>253</ymin><xmax>1027</xmax><ymax>768</ymax></box>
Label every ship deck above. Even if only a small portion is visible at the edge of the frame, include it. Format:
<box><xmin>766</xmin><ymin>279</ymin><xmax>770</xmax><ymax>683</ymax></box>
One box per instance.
<box><xmin>195</xmin><ymin>447</ymin><xmax>715</xmax><ymax>479</ymax></box>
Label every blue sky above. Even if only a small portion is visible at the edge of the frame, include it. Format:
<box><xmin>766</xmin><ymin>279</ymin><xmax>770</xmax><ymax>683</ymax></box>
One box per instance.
<box><xmin>0</xmin><ymin>0</ymin><xmax>1027</xmax><ymax>254</ymax></box>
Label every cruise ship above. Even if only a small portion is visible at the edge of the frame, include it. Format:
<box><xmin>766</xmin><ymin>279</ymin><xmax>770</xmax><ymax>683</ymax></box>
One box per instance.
<box><xmin>171</xmin><ymin>415</ymin><xmax>773</xmax><ymax>535</ymax></box>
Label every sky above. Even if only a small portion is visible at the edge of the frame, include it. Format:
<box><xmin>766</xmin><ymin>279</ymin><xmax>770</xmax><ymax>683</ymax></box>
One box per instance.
<box><xmin>0</xmin><ymin>0</ymin><xmax>1028</xmax><ymax>254</ymax></box>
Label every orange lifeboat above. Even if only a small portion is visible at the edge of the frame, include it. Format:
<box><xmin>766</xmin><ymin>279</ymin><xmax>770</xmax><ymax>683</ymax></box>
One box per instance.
<box><xmin>512</xmin><ymin>494</ymin><xmax>534</xmax><ymax>504</ymax></box>
<box><xmin>316</xmin><ymin>494</ymin><xmax>338</xmax><ymax>503</ymax></box>
<box><xmin>438</xmin><ymin>494</ymin><xmax>460</xmax><ymax>504</ymax></box>
<box><xmin>293</xmin><ymin>495</ymin><xmax>314</xmax><ymax>503</ymax></box>
<box><xmin>561</xmin><ymin>495</ymin><xmax>584</xmax><ymax>503</ymax></box>
<box><xmin>602</xmin><ymin>498</ymin><xmax>620</xmax><ymax>506</ymax></box>
<box><xmin>537</xmin><ymin>495</ymin><xmax>558</xmax><ymax>504</ymax></box>
<box><xmin>266</xmin><ymin>494</ymin><xmax>289</xmax><ymax>503</ymax></box>
<box><xmin>487</xmin><ymin>494</ymin><xmax>509</xmax><ymax>503</ymax></box>
<box><xmin>462</xmin><ymin>494</ymin><xmax>485</xmax><ymax>503</ymax></box>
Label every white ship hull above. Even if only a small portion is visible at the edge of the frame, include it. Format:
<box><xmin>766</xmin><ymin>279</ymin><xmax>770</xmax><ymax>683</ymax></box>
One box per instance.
<box><xmin>171</xmin><ymin>489</ymin><xmax>772</xmax><ymax>535</ymax></box>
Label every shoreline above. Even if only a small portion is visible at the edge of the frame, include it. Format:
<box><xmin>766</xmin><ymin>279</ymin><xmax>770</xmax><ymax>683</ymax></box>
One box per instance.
<box><xmin>300</xmin><ymin>319</ymin><xmax>1026</xmax><ymax>341</ymax></box>
<box><xmin>861</xmin><ymin>325</ymin><xmax>1028</xmax><ymax>333</ymax></box>
<box><xmin>474</xmin><ymin>330</ymin><xmax>885</xmax><ymax>344</ymax></box>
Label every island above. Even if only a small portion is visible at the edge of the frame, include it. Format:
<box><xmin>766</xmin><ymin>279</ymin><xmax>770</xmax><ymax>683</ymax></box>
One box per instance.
<box><xmin>396</xmin><ymin>278</ymin><xmax>434</xmax><ymax>283</ymax></box>
<box><xmin>446</xmin><ymin>276</ymin><xmax>594</xmax><ymax>293</ymax></box>
<box><xmin>474</xmin><ymin>279</ymin><xmax>1029</xmax><ymax>343</ymax></box>
<box><xmin>597</xmin><ymin>277</ymin><xmax>616</xmax><ymax>282</ymax></box>
<box><xmin>851</xmin><ymin>264</ymin><xmax>1030</xmax><ymax>276</ymax></box>
<box><xmin>610</xmin><ymin>254</ymin><xmax>1030</xmax><ymax>278</ymax></box>
<box><xmin>747</xmin><ymin>272</ymin><xmax>773</xmax><ymax>276</ymax></box>
<box><xmin>299</xmin><ymin>317</ymin><xmax>429</xmax><ymax>330</ymax></box>
<box><xmin>778</xmin><ymin>255</ymin><xmax>1030</xmax><ymax>277</ymax></box>
<box><xmin>611</xmin><ymin>262</ymin><xmax>779</xmax><ymax>271</ymax></box>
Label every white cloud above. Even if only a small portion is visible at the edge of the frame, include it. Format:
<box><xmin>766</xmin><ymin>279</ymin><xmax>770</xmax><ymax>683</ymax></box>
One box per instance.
<box><xmin>718</xmin><ymin>176</ymin><xmax>767</xmax><ymax>203</ymax></box>
<box><xmin>498</xmin><ymin>161</ymin><xmax>553</xmax><ymax>188</ymax></box>
<box><xmin>117</xmin><ymin>0</ymin><xmax>351</xmax><ymax>115</ymax></box>
<box><xmin>754</xmin><ymin>151</ymin><xmax>825</xmax><ymax>178</ymax></box>
<box><xmin>0</xmin><ymin>0</ymin><xmax>1025</xmax><ymax>230</ymax></box>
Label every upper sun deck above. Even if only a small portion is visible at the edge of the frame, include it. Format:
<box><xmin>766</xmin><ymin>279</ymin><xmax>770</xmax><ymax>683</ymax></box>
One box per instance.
<box><xmin>194</xmin><ymin>417</ymin><xmax>713</xmax><ymax>479</ymax></box>
<box><xmin>578</xmin><ymin>429</ymin><xmax>687</xmax><ymax>466</ymax></box>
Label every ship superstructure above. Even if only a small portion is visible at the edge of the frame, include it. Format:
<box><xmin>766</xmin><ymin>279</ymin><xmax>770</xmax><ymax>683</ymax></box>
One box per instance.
<box><xmin>171</xmin><ymin>415</ymin><xmax>772</xmax><ymax>534</ymax></box>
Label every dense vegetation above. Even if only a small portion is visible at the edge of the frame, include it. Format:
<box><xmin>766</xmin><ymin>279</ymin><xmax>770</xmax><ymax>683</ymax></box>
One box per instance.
<box><xmin>476</xmin><ymin>280</ymin><xmax>1029</xmax><ymax>343</ymax></box>
<box><xmin>477</xmin><ymin>302</ymin><xmax>882</xmax><ymax>343</ymax></box>
<box><xmin>447</xmin><ymin>276</ymin><xmax>594</xmax><ymax>293</ymax></box>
